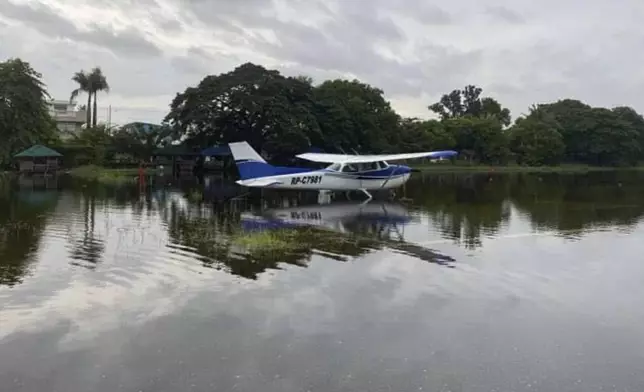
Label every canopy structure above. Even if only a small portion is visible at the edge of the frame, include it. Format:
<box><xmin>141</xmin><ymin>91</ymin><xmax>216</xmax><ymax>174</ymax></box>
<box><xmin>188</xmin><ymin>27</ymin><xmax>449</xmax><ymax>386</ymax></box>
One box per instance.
<box><xmin>153</xmin><ymin>144</ymin><xmax>201</xmax><ymax>157</ymax></box>
<box><xmin>201</xmin><ymin>145</ymin><xmax>231</xmax><ymax>157</ymax></box>
<box><xmin>14</xmin><ymin>145</ymin><xmax>63</xmax><ymax>174</ymax></box>
<box><xmin>14</xmin><ymin>145</ymin><xmax>63</xmax><ymax>158</ymax></box>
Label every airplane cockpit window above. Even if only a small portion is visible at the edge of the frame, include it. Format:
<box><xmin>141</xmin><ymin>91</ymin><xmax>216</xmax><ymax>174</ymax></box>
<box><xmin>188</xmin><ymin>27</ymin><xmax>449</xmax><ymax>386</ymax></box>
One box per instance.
<box><xmin>358</xmin><ymin>162</ymin><xmax>379</xmax><ymax>171</ymax></box>
<box><xmin>342</xmin><ymin>163</ymin><xmax>358</xmax><ymax>172</ymax></box>
<box><xmin>328</xmin><ymin>163</ymin><xmax>341</xmax><ymax>171</ymax></box>
<box><xmin>376</xmin><ymin>161</ymin><xmax>388</xmax><ymax>169</ymax></box>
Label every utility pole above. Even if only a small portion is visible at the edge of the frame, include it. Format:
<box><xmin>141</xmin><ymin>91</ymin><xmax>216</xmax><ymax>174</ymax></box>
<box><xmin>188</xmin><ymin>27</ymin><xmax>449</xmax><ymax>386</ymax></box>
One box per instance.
<box><xmin>107</xmin><ymin>105</ymin><xmax>112</xmax><ymax>128</ymax></box>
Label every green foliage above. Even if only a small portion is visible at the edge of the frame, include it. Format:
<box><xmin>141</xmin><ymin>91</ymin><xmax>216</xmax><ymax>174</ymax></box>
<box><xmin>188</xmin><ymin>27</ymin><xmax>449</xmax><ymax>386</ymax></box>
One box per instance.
<box><xmin>428</xmin><ymin>85</ymin><xmax>511</xmax><ymax>126</ymax></box>
<box><xmin>70</xmin><ymin>70</ymin><xmax>92</xmax><ymax>127</ymax></box>
<box><xmin>65</xmin><ymin>125</ymin><xmax>113</xmax><ymax>165</ymax></box>
<box><xmin>88</xmin><ymin>67</ymin><xmax>109</xmax><ymax>128</ymax></box>
<box><xmin>67</xmin><ymin>165</ymin><xmax>160</xmax><ymax>184</ymax></box>
<box><xmin>70</xmin><ymin>67</ymin><xmax>109</xmax><ymax>128</ymax></box>
<box><xmin>509</xmin><ymin>118</ymin><xmax>565</xmax><ymax>166</ymax></box>
<box><xmin>524</xmin><ymin>100</ymin><xmax>642</xmax><ymax>166</ymax></box>
<box><xmin>0</xmin><ymin>58</ymin><xmax>58</xmax><ymax>167</ymax></box>
<box><xmin>7</xmin><ymin>58</ymin><xmax>643</xmax><ymax>170</ymax></box>
<box><xmin>164</xmin><ymin>63</ymin><xmax>320</xmax><ymax>163</ymax></box>
<box><xmin>111</xmin><ymin>122</ymin><xmax>172</xmax><ymax>161</ymax></box>
<box><xmin>442</xmin><ymin>116</ymin><xmax>510</xmax><ymax>164</ymax></box>
<box><xmin>398</xmin><ymin>118</ymin><xmax>455</xmax><ymax>152</ymax></box>
<box><xmin>313</xmin><ymin>79</ymin><xmax>400</xmax><ymax>153</ymax></box>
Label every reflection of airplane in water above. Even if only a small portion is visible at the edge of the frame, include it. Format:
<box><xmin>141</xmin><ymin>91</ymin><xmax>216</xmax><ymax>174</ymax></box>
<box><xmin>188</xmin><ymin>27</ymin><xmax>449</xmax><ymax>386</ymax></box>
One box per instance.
<box><xmin>242</xmin><ymin>202</ymin><xmax>413</xmax><ymax>240</ymax></box>
<box><xmin>241</xmin><ymin>201</ymin><xmax>456</xmax><ymax>266</ymax></box>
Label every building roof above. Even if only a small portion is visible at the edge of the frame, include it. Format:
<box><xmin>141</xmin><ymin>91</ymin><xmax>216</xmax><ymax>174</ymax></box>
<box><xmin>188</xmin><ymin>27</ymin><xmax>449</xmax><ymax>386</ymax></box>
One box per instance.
<box><xmin>121</xmin><ymin>122</ymin><xmax>162</xmax><ymax>133</ymax></box>
<box><xmin>201</xmin><ymin>145</ymin><xmax>231</xmax><ymax>156</ymax></box>
<box><xmin>14</xmin><ymin>145</ymin><xmax>63</xmax><ymax>158</ymax></box>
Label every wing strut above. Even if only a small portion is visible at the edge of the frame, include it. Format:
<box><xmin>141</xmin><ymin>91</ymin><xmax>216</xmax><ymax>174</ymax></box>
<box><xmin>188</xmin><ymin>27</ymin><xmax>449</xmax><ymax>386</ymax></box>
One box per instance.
<box><xmin>380</xmin><ymin>164</ymin><xmax>402</xmax><ymax>189</ymax></box>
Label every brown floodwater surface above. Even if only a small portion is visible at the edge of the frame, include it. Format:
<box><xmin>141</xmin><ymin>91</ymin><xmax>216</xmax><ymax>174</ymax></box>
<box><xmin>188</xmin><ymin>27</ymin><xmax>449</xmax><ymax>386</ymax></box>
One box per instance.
<box><xmin>1</xmin><ymin>171</ymin><xmax>644</xmax><ymax>391</ymax></box>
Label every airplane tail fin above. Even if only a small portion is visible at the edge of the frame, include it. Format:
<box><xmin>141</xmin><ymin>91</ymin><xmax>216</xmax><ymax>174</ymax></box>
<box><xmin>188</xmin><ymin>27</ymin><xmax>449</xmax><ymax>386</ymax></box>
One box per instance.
<box><xmin>228</xmin><ymin>141</ymin><xmax>274</xmax><ymax>180</ymax></box>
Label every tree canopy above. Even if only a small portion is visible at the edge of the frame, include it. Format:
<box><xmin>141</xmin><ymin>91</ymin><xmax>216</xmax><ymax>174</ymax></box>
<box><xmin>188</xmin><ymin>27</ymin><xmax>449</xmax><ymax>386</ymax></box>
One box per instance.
<box><xmin>70</xmin><ymin>67</ymin><xmax>109</xmax><ymax>127</ymax></box>
<box><xmin>4</xmin><ymin>57</ymin><xmax>644</xmax><ymax>168</ymax></box>
<box><xmin>162</xmin><ymin>64</ymin><xmax>644</xmax><ymax>167</ymax></box>
<box><xmin>0</xmin><ymin>58</ymin><xmax>57</xmax><ymax>166</ymax></box>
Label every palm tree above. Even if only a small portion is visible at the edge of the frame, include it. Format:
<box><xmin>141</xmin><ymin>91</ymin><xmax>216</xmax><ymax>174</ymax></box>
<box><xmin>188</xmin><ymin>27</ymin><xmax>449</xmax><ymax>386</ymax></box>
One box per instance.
<box><xmin>70</xmin><ymin>70</ymin><xmax>92</xmax><ymax>127</ymax></box>
<box><xmin>88</xmin><ymin>67</ymin><xmax>109</xmax><ymax>127</ymax></box>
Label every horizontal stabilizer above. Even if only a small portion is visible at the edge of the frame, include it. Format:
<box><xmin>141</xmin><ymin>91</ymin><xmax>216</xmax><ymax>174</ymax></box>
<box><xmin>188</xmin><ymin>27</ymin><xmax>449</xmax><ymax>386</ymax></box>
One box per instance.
<box><xmin>296</xmin><ymin>150</ymin><xmax>458</xmax><ymax>164</ymax></box>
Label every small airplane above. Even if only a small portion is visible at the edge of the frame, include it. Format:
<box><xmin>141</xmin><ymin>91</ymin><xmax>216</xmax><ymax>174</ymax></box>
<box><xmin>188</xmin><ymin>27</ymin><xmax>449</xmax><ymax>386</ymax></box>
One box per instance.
<box><xmin>228</xmin><ymin>141</ymin><xmax>458</xmax><ymax>200</ymax></box>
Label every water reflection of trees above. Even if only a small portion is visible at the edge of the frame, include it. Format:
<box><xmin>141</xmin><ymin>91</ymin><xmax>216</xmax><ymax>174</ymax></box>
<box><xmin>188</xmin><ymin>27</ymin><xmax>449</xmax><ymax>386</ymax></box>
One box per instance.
<box><xmin>0</xmin><ymin>177</ymin><xmax>60</xmax><ymax>287</ymax></box>
<box><xmin>509</xmin><ymin>171</ymin><xmax>644</xmax><ymax>235</ymax></box>
<box><xmin>406</xmin><ymin>173</ymin><xmax>512</xmax><ymax>249</ymax></box>
<box><xmin>407</xmin><ymin>171</ymin><xmax>644</xmax><ymax>248</ymax></box>
<box><xmin>4</xmin><ymin>171</ymin><xmax>643</xmax><ymax>286</ymax></box>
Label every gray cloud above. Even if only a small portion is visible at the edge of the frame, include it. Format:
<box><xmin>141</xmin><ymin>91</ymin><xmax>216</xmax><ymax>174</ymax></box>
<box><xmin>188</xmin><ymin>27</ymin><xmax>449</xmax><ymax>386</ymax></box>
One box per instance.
<box><xmin>388</xmin><ymin>2</ymin><xmax>453</xmax><ymax>25</ymax></box>
<box><xmin>1</xmin><ymin>0</ymin><xmax>644</xmax><ymax>125</ymax></box>
<box><xmin>485</xmin><ymin>6</ymin><xmax>525</xmax><ymax>23</ymax></box>
<box><xmin>0</xmin><ymin>1</ymin><xmax>161</xmax><ymax>57</ymax></box>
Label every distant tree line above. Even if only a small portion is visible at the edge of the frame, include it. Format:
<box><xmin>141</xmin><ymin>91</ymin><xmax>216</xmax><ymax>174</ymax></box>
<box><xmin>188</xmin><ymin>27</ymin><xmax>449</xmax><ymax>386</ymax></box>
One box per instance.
<box><xmin>2</xmin><ymin>57</ymin><xmax>644</xmax><ymax>168</ymax></box>
<box><xmin>164</xmin><ymin>63</ymin><xmax>644</xmax><ymax>166</ymax></box>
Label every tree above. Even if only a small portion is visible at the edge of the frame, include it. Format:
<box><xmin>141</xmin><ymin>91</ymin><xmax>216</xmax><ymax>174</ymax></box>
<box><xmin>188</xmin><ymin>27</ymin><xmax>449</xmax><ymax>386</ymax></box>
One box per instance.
<box><xmin>70</xmin><ymin>70</ymin><xmax>92</xmax><ymax>126</ymax></box>
<box><xmin>528</xmin><ymin>100</ymin><xmax>641</xmax><ymax>165</ymax></box>
<box><xmin>481</xmin><ymin>97</ymin><xmax>511</xmax><ymax>127</ymax></box>
<box><xmin>398</xmin><ymin>118</ymin><xmax>455</xmax><ymax>152</ymax></box>
<box><xmin>88</xmin><ymin>67</ymin><xmax>109</xmax><ymax>127</ymax></box>
<box><xmin>70</xmin><ymin>67</ymin><xmax>109</xmax><ymax>127</ymax></box>
<box><xmin>429</xmin><ymin>85</ymin><xmax>511</xmax><ymax>126</ymax></box>
<box><xmin>0</xmin><ymin>58</ymin><xmax>57</xmax><ymax>166</ymax></box>
<box><xmin>111</xmin><ymin>122</ymin><xmax>172</xmax><ymax>161</ymax></box>
<box><xmin>509</xmin><ymin>117</ymin><xmax>565</xmax><ymax>166</ymax></box>
<box><xmin>442</xmin><ymin>116</ymin><xmax>510</xmax><ymax>164</ymax></box>
<box><xmin>164</xmin><ymin>63</ymin><xmax>320</xmax><ymax>162</ymax></box>
<box><xmin>583</xmin><ymin>108</ymin><xmax>640</xmax><ymax>166</ymax></box>
<box><xmin>69</xmin><ymin>124</ymin><xmax>112</xmax><ymax>165</ymax></box>
<box><xmin>524</xmin><ymin>99</ymin><xmax>591</xmax><ymax>162</ymax></box>
<box><xmin>313</xmin><ymin>79</ymin><xmax>400</xmax><ymax>153</ymax></box>
<box><xmin>612</xmin><ymin>106</ymin><xmax>644</xmax><ymax>159</ymax></box>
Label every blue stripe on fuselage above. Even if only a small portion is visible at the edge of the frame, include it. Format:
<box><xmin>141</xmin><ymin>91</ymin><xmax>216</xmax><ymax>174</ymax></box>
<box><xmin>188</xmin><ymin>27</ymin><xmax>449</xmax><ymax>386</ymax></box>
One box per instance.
<box><xmin>235</xmin><ymin>159</ymin><xmax>316</xmax><ymax>180</ymax></box>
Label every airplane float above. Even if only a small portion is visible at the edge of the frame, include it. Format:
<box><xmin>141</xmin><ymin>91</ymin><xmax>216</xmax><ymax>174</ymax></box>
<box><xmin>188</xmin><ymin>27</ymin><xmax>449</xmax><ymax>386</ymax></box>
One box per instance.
<box><xmin>228</xmin><ymin>141</ymin><xmax>458</xmax><ymax>200</ymax></box>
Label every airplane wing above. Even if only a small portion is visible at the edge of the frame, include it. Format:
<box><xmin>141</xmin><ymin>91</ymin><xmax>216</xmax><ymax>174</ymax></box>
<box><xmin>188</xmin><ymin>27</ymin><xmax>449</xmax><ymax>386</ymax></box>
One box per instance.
<box><xmin>296</xmin><ymin>150</ymin><xmax>458</xmax><ymax>164</ymax></box>
<box><xmin>236</xmin><ymin>178</ymin><xmax>283</xmax><ymax>187</ymax></box>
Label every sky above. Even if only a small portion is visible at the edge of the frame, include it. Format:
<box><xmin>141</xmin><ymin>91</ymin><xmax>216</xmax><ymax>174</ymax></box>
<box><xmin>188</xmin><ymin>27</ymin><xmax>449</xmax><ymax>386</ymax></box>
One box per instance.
<box><xmin>1</xmin><ymin>0</ymin><xmax>643</xmax><ymax>127</ymax></box>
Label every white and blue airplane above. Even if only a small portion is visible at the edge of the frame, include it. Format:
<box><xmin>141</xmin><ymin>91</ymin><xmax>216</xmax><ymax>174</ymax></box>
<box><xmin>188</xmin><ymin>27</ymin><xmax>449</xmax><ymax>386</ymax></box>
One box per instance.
<box><xmin>228</xmin><ymin>141</ymin><xmax>458</xmax><ymax>200</ymax></box>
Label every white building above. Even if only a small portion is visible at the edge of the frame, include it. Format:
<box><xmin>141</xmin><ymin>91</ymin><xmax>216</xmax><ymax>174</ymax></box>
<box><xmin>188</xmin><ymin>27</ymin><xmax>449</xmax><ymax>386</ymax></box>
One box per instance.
<box><xmin>48</xmin><ymin>99</ymin><xmax>87</xmax><ymax>139</ymax></box>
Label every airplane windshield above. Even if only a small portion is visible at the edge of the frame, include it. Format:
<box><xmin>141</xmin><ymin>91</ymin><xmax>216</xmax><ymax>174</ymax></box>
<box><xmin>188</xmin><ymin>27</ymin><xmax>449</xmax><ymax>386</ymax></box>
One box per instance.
<box><xmin>327</xmin><ymin>163</ymin><xmax>341</xmax><ymax>171</ymax></box>
<box><xmin>358</xmin><ymin>162</ymin><xmax>379</xmax><ymax>171</ymax></box>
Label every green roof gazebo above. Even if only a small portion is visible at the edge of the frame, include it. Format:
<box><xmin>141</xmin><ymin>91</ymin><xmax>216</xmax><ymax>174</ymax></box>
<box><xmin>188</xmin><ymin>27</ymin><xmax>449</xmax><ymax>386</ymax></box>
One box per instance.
<box><xmin>14</xmin><ymin>145</ymin><xmax>63</xmax><ymax>173</ymax></box>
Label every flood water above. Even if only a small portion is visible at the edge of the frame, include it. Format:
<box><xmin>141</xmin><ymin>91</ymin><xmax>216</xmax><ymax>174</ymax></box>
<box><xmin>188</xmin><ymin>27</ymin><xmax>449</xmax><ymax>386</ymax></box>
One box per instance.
<box><xmin>1</xmin><ymin>171</ymin><xmax>644</xmax><ymax>391</ymax></box>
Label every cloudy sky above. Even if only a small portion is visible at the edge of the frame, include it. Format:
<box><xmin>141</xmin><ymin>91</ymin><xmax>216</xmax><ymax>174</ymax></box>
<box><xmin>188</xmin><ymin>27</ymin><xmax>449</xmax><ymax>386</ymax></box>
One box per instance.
<box><xmin>1</xmin><ymin>0</ymin><xmax>642</xmax><ymax>126</ymax></box>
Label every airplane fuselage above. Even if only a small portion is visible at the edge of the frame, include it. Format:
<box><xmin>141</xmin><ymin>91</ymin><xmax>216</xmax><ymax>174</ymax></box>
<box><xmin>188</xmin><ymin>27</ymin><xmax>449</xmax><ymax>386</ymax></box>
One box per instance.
<box><xmin>238</xmin><ymin>164</ymin><xmax>412</xmax><ymax>191</ymax></box>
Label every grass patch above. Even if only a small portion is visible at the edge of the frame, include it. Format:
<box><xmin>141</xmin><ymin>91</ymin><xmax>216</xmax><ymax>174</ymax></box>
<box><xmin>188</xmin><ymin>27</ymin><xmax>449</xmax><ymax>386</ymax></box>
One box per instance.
<box><xmin>68</xmin><ymin>165</ymin><xmax>163</xmax><ymax>184</ymax></box>
<box><xmin>411</xmin><ymin>163</ymin><xmax>644</xmax><ymax>173</ymax></box>
<box><xmin>232</xmin><ymin>229</ymin><xmax>305</xmax><ymax>254</ymax></box>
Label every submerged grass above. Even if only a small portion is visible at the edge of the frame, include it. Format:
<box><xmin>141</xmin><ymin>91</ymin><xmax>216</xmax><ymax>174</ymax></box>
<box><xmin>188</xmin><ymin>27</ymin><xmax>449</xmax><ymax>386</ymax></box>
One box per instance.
<box><xmin>232</xmin><ymin>229</ymin><xmax>308</xmax><ymax>254</ymax></box>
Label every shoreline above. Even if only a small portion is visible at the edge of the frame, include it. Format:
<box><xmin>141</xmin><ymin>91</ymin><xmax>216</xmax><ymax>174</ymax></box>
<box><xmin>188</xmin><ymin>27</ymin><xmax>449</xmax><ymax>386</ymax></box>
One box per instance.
<box><xmin>67</xmin><ymin>165</ymin><xmax>164</xmax><ymax>183</ymax></box>
<box><xmin>411</xmin><ymin>163</ymin><xmax>644</xmax><ymax>173</ymax></box>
